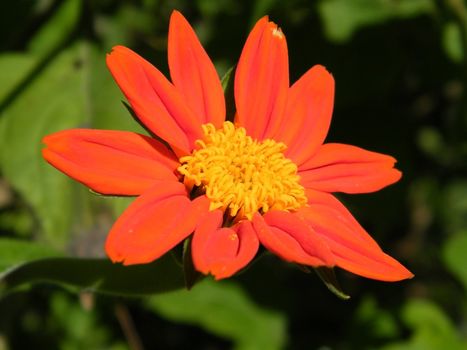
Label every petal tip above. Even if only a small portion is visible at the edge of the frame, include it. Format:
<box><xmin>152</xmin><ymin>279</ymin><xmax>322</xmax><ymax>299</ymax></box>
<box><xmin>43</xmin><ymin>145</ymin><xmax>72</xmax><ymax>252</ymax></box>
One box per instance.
<box><xmin>41</xmin><ymin>134</ymin><xmax>52</xmax><ymax>145</ymax></box>
<box><xmin>265</xmin><ymin>20</ymin><xmax>286</xmax><ymax>42</ymax></box>
<box><xmin>41</xmin><ymin>147</ymin><xmax>52</xmax><ymax>161</ymax></box>
<box><xmin>107</xmin><ymin>45</ymin><xmax>125</xmax><ymax>57</ymax></box>
<box><xmin>395</xmin><ymin>264</ymin><xmax>414</xmax><ymax>281</ymax></box>
<box><xmin>170</xmin><ymin>9</ymin><xmax>184</xmax><ymax>21</ymax></box>
<box><xmin>105</xmin><ymin>245</ymin><xmax>124</xmax><ymax>264</ymax></box>
<box><xmin>271</xmin><ymin>26</ymin><xmax>284</xmax><ymax>39</ymax></box>
<box><xmin>311</xmin><ymin>64</ymin><xmax>335</xmax><ymax>85</ymax></box>
<box><xmin>257</xmin><ymin>15</ymin><xmax>270</xmax><ymax>24</ymax></box>
<box><xmin>394</xmin><ymin>169</ymin><xmax>403</xmax><ymax>182</ymax></box>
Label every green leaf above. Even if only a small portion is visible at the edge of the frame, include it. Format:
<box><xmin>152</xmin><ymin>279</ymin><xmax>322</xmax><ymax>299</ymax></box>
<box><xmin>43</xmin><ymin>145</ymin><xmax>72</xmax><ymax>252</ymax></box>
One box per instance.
<box><xmin>318</xmin><ymin>0</ymin><xmax>435</xmax><ymax>43</ymax></box>
<box><xmin>441</xmin><ymin>181</ymin><xmax>467</xmax><ymax>234</ymax></box>
<box><xmin>251</xmin><ymin>0</ymin><xmax>277</xmax><ymax>26</ymax></box>
<box><xmin>182</xmin><ymin>237</ymin><xmax>203</xmax><ymax>290</ymax></box>
<box><xmin>443</xmin><ymin>231</ymin><xmax>467</xmax><ymax>291</ymax></box>
<box><xmin>0</xmin><ymin>41</ymin><xmax>143</xmax><ymax>249</ymax></box>
<box><xmin>147</xmin><ymin>279</ymin><xmax>287</xmax><ymax>350</ymax></box>
<box><xmin>0</xmin><ymin>44</ymin><xmax>91</xmax><ymax>247</ymax></box>
<box><xmin>0</xmin><ymin>54</ymin><xmax>37</xmax><ymax>104</ymax></box>
<box><xmin>0</xmin><ymin>254</ymin><xmax>185</xmax><ymax>297</ymax></box>
<box><xmin>221</xmin><ymin>65</ymin><xmax>234</xmax><ymax>91</ymax></box>
<box><xmin>221</xmin><ymin>66</ymin><xmax>236</xmax><ymax>122</ymax></box>
<box><xmin>86</xmin><ymin>45</ymin><xmax>146</xmax><ymax>133</ymax></box>
<box><xmin>353</xmin><ymin>296</ymin><xmax>399</xmax><ymax>338</ymax></box>
<box><xmin>442</xmin><ymin>21</ymin><xmax>464</xmax><ymax>63</ymax></box>
<box><xmin>49</xmin><ymin>292</ymin><xmax>124</xmax><ymax>350</ymax></box>
<box><xmin>382</xmin><ymin>299</ymin><xmax>466</xmax><ymax>350</ymax></box>
<box><xmin>314</xmin><ymin>266</ymin><xmax>351</xmax><ymax>300</ymax></box>
<box><xmin>27</xmin><ymin>0</ymin><xmax>81</xmax><ymax>57</ymax></box>
<box><xmin>196</xmin><ymin>0</ymin><xmax>236</xmax><ymax>17</ymax></box>
<box><xmin>0</xmin><ymin>238</ymin><xmax>62</xmax><ymax>275</ymax></box>
<box><xmin>416</xmin><ymin>127</ymin><xmax>448</xmax><ymax>164</ymax></box>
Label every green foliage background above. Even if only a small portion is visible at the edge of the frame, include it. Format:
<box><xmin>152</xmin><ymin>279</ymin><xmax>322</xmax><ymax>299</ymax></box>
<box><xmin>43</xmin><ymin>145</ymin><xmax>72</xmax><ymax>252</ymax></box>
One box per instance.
<box><xmin>1</xmin><ymin>0</ymin><xmax>467</xmax><ymax>349</ymax></box>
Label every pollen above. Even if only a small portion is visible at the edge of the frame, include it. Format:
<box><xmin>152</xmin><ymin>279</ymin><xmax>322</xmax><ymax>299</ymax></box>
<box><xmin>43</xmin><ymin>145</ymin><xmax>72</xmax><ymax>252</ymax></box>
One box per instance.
<box><xmin>178</xmin><ymin>121</ymin><xmax>307</xmax><ymax>220</ymax></box>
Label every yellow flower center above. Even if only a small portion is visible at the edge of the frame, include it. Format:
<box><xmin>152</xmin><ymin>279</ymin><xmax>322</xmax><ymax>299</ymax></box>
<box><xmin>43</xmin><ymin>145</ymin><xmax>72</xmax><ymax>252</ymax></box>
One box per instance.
<box><xmin>178</xmin><ymin>121</ymin><xmax>307</xmax><ymax>220</ymax></box>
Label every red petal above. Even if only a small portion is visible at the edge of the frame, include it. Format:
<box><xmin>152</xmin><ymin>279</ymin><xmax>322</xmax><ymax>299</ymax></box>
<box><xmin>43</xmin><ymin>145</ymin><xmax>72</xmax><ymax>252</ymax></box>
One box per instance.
<box><xmin>252</xmin><ymin>212</ymin><xmax>334</xmax><ymax>267</ymax></box>
<box><xmin>106</xmin><ymin>186</ymin><xmax>210</xmax><ymax>265</ymax></box>
<box><xmin>299</xmin><ymin>143</ymin><xmax>402</xmax><ymax>194</ymax></box>
<box><xmin>168</xmin><ymin>11</ymin><xmax>225</xmax><ymax>128</ymax></box>
<box><xmin>234</xmin><ymin>16</ymin><xmax>288</xmax><ymax>140</ymax></box>
<box><xmin>192</xmin><ymin>211</ymin><xmax>259</xmax><ymax>279</ymax></box>
<box><xmin>277</xmin><ymin>65</ymin><xmax>335</xmax><ymax>165</ymax></box>
<box><xmin>42</xmin><ymin>129</ymin><xmax>179</xmax><ymax>195</ymax></box>
<box><xmin>298</xmin><ymin>189</ymin><xmax>413</xmax><ymax>281</ymax></box>
<box><xmin>106</xmin><ymin>45</ymin><xmax>203</xmax><ymax>155</ymax></box>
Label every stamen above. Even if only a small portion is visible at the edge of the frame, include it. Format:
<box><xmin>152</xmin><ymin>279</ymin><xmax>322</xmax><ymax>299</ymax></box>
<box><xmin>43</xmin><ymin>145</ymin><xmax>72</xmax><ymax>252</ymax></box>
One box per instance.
<box><xmin>178</xmin><ymin>121</ymin><xmax>307</xmax><ymax>220</ymax></box>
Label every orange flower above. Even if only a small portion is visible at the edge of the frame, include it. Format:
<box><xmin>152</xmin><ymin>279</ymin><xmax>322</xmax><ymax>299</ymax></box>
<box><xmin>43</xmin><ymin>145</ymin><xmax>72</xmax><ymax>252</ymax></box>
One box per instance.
<box><xmin>42</xmin><ymin>11</ymin><xmax>413</xmax><ymax>281</ymax></box>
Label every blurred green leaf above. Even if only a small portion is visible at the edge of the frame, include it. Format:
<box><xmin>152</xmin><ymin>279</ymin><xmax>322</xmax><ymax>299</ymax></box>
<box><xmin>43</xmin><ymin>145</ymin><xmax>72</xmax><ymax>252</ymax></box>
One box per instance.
<box><xmin>197</xmin><ymin>0</ymin><xmax>237</xmax><ymax>17</ymax></box>
<box><xmin>0</xmin><ymin>41</ymin><xmax>142</xmax><ymax>248</ymax></box>
<box><xmin>0</xmin><ymin>54</ymin><xmax>37</xmax><ymax>103</ymax></box>
<box><xmin>50</xmin><ymin>292</ymin><xmax>122</xmax><ymax>350</ymax></box>
<box><xmin>382</xmin><ymin>299</ymin><xmax>466</xmax><ymax>350</ymax></box>
<box><xmin>442</xmin><ymin>21</ymin><xmax>464</xmax><ymax>63</ymax></box>
<box><xmin>1</xmin><ymin>254</ymin><xmax>185</xmax><ymax>296</ymax></box>
<box><xmin>443</xmin><ymin>231</ymin><xmax>467</xmax><ymax>291</ymax></box>
<box><xmin>318</xmin><ymin>0</ymin><xmax>435</xmax><ymax>43</ymax></box>
<box><xmin>147</xmin><ymin>279</ymin><xmax>287</xmax><ymax>350</ymax></box>
<box><xmin>251</xmin><ymin>0</ymin><xmax>277</xmax><ymax>25</ymax></box>
<box><xmin>0</xmin><ymin>238</ymin><xmax>61</xmax><ymax>274</ymax></box>
<box><xmin>408</xmin><ymin>177</ymin><xmax>439</xmax><ymax>236</ymax></box>
<box><xmin>354</xmin><ymin>296</ymin><xmax>399</xmax><ymax>339</ymax></box>
<box><xmin>416</xmin><ymin>127</ymin><xmax>448</xmax><ymax>164</ymax></box>
<box><xmin>0</xmin><ymin>209</ymin><xmax>34</xmax><ymax>238</ymax></box>
<box><xmin>0</xmin><ymin>44</ymin><xmax>90</xmax><ymax>247</ymax></box>
<box><xmin>27</xmin><ymin>0</ymin><xmax>81</xmax><ymax>57</ymax></box>
<box><xmin>0</xmin><ymin>336</ymin><xmax>6</xmax><ymax>350</ymax></box>
<box><xmin>441</xmin><ymin>181</ymin><xmax>467</xmax><ymax>234</ymax></box>
<box><xmin>86</xmin><ymin>46</ymin><xmax>146</xmax><ymax>133</ymax></box>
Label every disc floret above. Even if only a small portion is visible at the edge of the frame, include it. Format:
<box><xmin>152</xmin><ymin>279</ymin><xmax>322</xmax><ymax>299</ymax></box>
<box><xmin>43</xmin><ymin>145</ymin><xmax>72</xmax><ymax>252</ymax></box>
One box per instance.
<box><xmin>178</xmin><ymin>121</ymin><xmax>307</xmax><ymax>220</ymax></box>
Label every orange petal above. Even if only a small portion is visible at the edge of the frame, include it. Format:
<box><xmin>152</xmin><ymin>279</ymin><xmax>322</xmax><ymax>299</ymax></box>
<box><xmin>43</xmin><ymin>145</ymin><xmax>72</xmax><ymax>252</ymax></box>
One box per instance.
<box><xmin>168</xmin><ymin>11</ymin><xmax>225</xmax><ymax>128</ymax></box>
<box><xmin>106</xmin><ymin>45</ymin><xmax>203</xmax><ymax>155</ymax></box>
<box><xmin>298</xmin><ymin>189</ymin><xmax>413</xmax><ymax>281</ymax></box>
<box><xmin>106</xmin><ymin>187</ymin><xmax>210</xmax><ymax>265</ymax></box>
<box><xmin>234</xmin><ymin>16</ymin><xmax>288</xmax><ymax>140</ymax></box>
<box><xmin>299</xmin><ymin>143</ymin><xmax>402</xmax><ymax>194</ymax></box>
<box><xmin>42</xmin><ymin>129</ymin><xmax>179</xmax><ymax>195</ymax></box>
<box><xmin>278</xmin><ymin>65</ymin><xmax>335</xmax><ymax>165</ymax></box>
<box><xmin>192</xmin><ymin>211</ymin><xmax>259</xmax><ymax>280</ymax></box>
<box><xmin>252</xmin><ymin>212</ymin><xmax>334</xmax><ymax>267</ymax></box>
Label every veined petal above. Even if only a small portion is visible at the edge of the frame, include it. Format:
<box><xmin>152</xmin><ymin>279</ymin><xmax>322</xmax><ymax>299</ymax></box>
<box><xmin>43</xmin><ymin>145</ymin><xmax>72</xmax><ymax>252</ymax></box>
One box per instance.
<box><xmin>278</xmin><ymin>65</ymin><xmax>335</xmax><ymax>165</ymax></box>
<box><xmin>252</xmin><ymin>212</ymin><xmax>334</xmax><ymax>267</ymax></box>
<box><xmin>168</xmin><ymin>11</ymin><xmax>225</xmax><ymax>128</ymax></box>
<box><xmin>234</xmin><ymin>16</ymin><xmax>288</xmax><ymax>140</ymax></box>
<box><xmin>298</xmin><ymin>189</ymin><xmax>413</xmax><ymax>281</ymax></box>
<box><xmin>299</xmin><ymin>143</ymin><xmax>402</xmax><ymax>194</ymax></box>
<box><xmin>192</xmin><ymin>211</ymin><xmax>259</xmax><ymax>279</ymax></box>
<box><xmin>42</xmin><ymin>129</ymin><xmax>179</xmax><ymax>195</ymax></box>
<box><xmin>106</xmin><ymin>186</ymin><xmax>210</xmax><ymax>265</ymax></box>
<box><xmin>106</xmin><ymin>45</ymin><xmax>203</xmax><ymax>155</ymax></box>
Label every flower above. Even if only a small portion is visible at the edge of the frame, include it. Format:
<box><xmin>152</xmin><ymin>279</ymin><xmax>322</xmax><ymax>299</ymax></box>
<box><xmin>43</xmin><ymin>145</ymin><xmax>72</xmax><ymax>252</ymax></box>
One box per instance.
<box><xmin>42</xmin><ymin>11</ymin><xmax>413</xmax><ymax>281</ymax></box>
